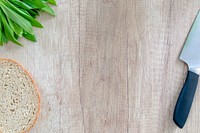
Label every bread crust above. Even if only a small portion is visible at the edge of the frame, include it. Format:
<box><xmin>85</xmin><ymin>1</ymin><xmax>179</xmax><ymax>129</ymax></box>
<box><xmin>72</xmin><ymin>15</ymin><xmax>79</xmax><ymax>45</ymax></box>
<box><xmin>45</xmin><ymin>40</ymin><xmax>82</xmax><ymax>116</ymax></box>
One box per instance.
<box><xmin>0</xmin><ymin>58</ymin><xmax>41</xmax><ymax>133</ymax></box>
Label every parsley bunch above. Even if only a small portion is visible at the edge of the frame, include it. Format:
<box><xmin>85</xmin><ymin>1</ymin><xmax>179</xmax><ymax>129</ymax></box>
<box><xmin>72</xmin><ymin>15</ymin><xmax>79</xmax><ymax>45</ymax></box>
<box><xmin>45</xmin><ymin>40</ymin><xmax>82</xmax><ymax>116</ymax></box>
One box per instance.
<box><xmin>0</xmin><ymin>0</ymin><xmax>56</xmax><ymax>46</ymax></box>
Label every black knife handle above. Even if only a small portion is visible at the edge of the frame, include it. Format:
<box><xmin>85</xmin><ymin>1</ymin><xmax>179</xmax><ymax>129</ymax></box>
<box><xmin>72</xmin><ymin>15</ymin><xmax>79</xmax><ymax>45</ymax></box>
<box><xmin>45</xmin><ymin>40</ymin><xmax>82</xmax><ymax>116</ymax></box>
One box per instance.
<box><xmin>173</xmin><ymin>70</ymin><xmax>199</xmax><ymax>128</ymax></box>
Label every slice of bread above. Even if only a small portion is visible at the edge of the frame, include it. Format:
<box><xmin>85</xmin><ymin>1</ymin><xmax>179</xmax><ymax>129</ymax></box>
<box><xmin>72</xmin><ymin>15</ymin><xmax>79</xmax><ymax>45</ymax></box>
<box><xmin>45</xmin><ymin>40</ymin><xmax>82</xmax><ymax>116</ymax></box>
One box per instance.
<box><xmin>0</xmin><ymin>59</ymin><xmax>40</xmax><ymax>133</ymax></box>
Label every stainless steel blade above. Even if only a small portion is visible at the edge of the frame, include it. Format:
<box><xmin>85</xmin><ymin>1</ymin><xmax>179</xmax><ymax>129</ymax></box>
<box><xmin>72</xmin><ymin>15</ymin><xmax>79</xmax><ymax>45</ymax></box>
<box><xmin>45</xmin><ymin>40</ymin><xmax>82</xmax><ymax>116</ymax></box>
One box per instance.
<box><xmin>180</xmin><ymin>11</ymin><xmax>200</xmax><ymax>74</ymax></box>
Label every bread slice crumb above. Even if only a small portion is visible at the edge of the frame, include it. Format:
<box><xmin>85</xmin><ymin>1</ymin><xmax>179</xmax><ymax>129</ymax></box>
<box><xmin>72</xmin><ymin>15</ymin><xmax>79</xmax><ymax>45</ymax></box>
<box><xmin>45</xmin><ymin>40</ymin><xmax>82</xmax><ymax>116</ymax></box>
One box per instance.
<box><xmin>0</xmin><ymin>59</ymin><xmax>40</xmax><ymax>133</ymax></box>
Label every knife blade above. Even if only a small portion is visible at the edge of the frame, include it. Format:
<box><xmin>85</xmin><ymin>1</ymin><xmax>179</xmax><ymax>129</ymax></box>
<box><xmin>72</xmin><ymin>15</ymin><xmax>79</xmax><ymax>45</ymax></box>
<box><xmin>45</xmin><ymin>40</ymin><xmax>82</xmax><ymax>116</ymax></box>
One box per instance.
<box><xmin>173</xmin><ymin>11</ymin><xmax>200</xmax><ymax>128</ymax></box>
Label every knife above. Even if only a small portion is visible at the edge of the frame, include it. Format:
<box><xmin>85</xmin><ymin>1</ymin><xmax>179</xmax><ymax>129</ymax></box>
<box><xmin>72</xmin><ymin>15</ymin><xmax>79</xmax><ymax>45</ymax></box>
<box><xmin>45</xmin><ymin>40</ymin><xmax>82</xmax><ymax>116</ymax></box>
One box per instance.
<box><xmin>173</xmin><ymin>11</ymin><xmax>200</xmax><ymax>128</ymax></box>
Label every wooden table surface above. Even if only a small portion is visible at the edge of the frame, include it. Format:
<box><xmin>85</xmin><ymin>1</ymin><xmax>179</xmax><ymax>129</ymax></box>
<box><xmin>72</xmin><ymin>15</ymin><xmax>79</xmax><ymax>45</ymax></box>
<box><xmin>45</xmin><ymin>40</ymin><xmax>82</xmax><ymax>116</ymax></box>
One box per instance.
<box><xmin>1</xmin><ymin>0</ymin><xmax>200</xmax><ymax>132</ymax></box>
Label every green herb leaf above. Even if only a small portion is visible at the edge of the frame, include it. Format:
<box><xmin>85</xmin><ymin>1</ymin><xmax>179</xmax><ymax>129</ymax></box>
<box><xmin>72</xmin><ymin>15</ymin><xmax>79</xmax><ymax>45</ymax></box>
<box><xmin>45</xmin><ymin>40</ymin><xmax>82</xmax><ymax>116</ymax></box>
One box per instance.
<box><xmin>42</xmin><ymin>3</ymin><xmax>55</xmax><ymax>16</ymax></box>
<box><xmin>9</xmin><ymin>0</ymin><xmax>33</xmax><ymax>10</ymax></box>
<box><xmin>1</xmin><ymin>4</ymin><xmax>34</xmax><ymax>35</ymax></box>
<box><xmin>2</xmin><ymin>1</ymin><xmax>43</xmax><ymax>28</ymax></box>
<box><xmin>0</xmin><ymin>9</ymin><xmax>22</xmax><ymax>46</ymax></box>
<box><xmin>28</xmin><ymin>9</ymin><xmax>39</xmax><ymax>18</ymax></box>
<box><xmin>18</xmin><ymin>8</ymin><xmax>31</xmax><ymax>15</ymax></box>
<box><xmin>7</xmin><ymin>18</ymin><xmax>23</xmax><ymax>36</ymax></box>
<box><xmin>2</xmin><ymin>32</ymin><xmax>8</xmax><ymax>43</ymax></box>
<box><xmin>0</xmin><ymin>0</ymin><xmax>56</xmax><ymax>46</ymax></box>
<box><xmin>23</xmin><ymin>0</ymin><xmax>46</xmax><ymax>9</ymax></box>
<box><xmin>14</xmin><ymin>32</ymin><xmax>19</xmax><ymax>39</ymax></box>
<box><xmin>0</xmin><ymin>19</ymin><xmax>3</xmax><ymax>46</ymax></box>
<box><xmin>47</xmin><ymin>0</ymin><xmax>57</xmax><ymax>5</ymax></box>
<box><xmin>23</xmin><ymin>31</ymin><xmax>37</xmax><ymax>42</ymax></box>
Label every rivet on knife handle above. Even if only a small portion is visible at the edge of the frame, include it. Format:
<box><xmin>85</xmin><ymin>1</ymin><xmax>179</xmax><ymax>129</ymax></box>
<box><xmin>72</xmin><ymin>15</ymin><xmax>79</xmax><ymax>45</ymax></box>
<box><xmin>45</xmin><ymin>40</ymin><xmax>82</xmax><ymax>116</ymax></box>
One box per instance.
<box><xmin>173</xmin><ymin>71</ymin><xmax>199</xmax><ymax>128</ymax></box>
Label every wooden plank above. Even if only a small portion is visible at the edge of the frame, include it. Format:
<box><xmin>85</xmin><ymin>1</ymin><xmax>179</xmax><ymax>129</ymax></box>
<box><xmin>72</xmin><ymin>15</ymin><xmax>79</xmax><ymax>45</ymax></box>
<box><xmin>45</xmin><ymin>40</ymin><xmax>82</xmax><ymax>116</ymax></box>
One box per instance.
<box><xmin>79</xmin><ymin>0</ymin><xmax>128</xmax><ymax>132</ymax></box>
<box><xmin>0</xmin><ymin>0</ymin><xmax>84</xmax><ymax>132</ymax></box>
<box><xmin>1</xmin><ymin>0</ymin><xmax>200</xmax><ymax>132</ymax></box>
<box><xmin>127</xmin><ymin>0</ymin><xmax>200</xmax><ymax>133</ymax></box>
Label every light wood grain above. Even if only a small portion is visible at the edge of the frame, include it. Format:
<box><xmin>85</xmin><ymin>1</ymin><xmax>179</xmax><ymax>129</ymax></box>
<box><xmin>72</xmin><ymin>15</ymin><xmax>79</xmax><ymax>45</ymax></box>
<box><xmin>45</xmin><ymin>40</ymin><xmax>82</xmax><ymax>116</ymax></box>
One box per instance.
<box><xmin>1</xmin><ymin>0</ymin><xmax>200</xmax><ymax>132</ymax></box>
